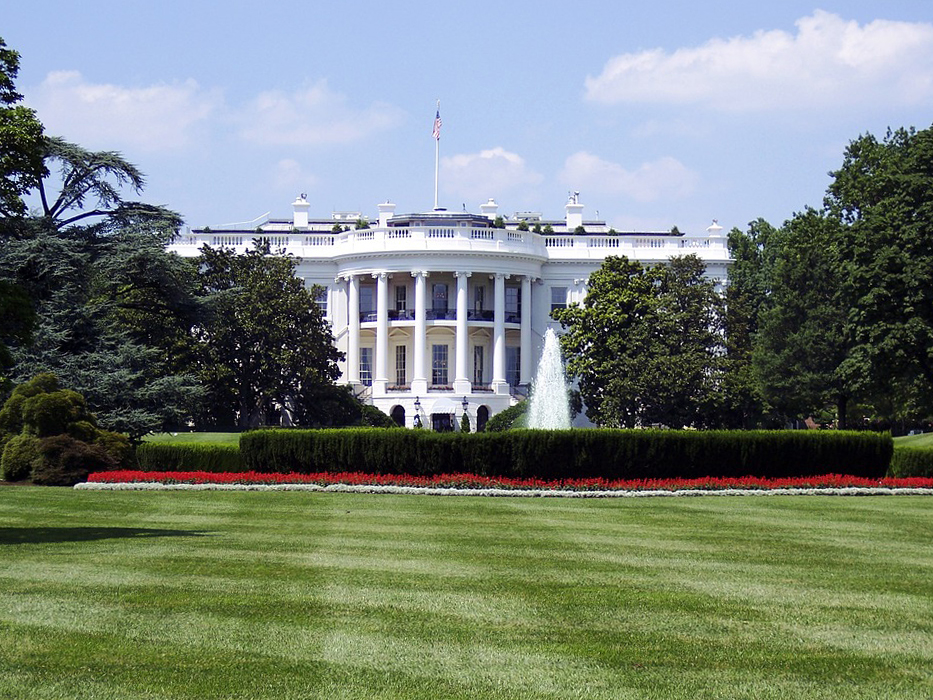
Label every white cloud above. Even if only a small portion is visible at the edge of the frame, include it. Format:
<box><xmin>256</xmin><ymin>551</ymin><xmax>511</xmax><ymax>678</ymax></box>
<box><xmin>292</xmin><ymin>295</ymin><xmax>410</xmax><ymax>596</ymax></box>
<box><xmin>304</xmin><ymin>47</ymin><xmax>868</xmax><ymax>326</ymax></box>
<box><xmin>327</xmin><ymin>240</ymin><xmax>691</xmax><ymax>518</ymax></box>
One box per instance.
<box><xmin>28</xmin><ymin>71</ymin><xmax>220</xmax><ymax>151</ymax></box>
<box><xmin>585</xmin><ymin>11</ymin><xmax>933</xmax><ymax>110</ymax></box>
<box><xmin>238</xmin><ymin>80</ymin><xmax>404</xmax><ymax>146</ymax></box>
<box><xmin>441</xmin><ymin>147</ymin><xmax>543</xmax><ymax>201</ymax></box>
<box><xmin>560</xmin><ymin>152</ymin><xmax>697</xmax><ymax>202</ymax></box>
<box><xmin>272</xmin><ymin>158</ymin><xmax>318</xmax><ymax>191</ymax></box>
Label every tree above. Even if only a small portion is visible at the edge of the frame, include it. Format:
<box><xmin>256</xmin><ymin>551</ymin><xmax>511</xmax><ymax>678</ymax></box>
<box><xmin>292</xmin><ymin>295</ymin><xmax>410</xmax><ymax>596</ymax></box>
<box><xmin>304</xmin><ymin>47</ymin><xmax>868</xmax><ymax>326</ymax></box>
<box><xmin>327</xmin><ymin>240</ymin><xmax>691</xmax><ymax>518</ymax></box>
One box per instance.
<box><xmin>752</xmin><ymin>209</ymin><xmax>855</xmax><ymax>427</ymax></box>
<box><xmin>194</xmin><ymin>242</ymin><xmax>343</xmax><ymax>428</ymax></box>
<box><xmin>825</xmin><ymin>126</ymin><xmax>933</xmax><ymax>420</ymax></box>
<box><xmin>0</xmin><ymin>37</ymin><xmax>46</xmax><ymax>218</ymax></box>
<box><xmin>554</xmin><ymin>255</ymin><xmax>723</xmax><ymax>428</ymax></box>
<box><xmin>0</xmin><ymin>138</ymin><xmax>201</xmax><ymax>439</ymax></box>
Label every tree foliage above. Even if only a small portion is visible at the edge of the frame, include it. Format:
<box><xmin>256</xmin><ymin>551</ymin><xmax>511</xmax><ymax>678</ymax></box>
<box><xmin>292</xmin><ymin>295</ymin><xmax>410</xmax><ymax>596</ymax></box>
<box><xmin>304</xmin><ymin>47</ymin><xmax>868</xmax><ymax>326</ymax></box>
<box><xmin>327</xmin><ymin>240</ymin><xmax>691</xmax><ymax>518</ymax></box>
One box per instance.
<box><xmin>194</xmin><ymin>242</ymin><xmax>343</xmax><ymax>429</ymax></box>
<box><xmin>555</xmin><ymin>255</ymin><xmax>724</xmax><ymax>428</ymax></box>
<box><xmin>0</xmin><ymin>37</ymin><xmax>46</xmax><ymax>218</ymax></box>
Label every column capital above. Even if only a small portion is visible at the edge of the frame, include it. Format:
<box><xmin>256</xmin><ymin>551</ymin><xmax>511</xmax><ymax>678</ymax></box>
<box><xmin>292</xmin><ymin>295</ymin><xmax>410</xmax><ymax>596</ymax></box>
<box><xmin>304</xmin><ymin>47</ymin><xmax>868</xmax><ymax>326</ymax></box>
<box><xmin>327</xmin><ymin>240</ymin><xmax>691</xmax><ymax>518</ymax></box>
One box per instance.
<box><xmin>372</xmin><ymin>271</ymin><xmax>389</xmax><ymax>281</ymax></box>
<box><xmin>491</xmin><ymin>272</ymin><xmax>511</xmax><ymax>280</ymax></box>
<box><xmin>338</xmin><ymin>273</ymin><xmax>357</xmax><ymax>282</ymax></box>
<box><xmin>453</xmin><ymin>270</ymin><xmax>472</xmax><ymax>279</ymax></box>
<box><xmin>411</xmin><ymin>270</ymin><xmax>430</xmax><ymax>279</ymax></box>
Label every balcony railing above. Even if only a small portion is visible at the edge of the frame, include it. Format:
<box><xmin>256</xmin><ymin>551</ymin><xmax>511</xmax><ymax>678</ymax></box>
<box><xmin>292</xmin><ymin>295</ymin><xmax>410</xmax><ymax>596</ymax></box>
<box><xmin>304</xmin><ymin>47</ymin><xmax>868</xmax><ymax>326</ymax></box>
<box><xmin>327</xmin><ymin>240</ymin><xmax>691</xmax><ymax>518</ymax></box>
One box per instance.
<box><xmin>169</xmin><ymin>226</ymin><xmax>729</xmax><ymax>264</ymax></box>
<box><xmin>361</xmin><ymin>309</ymin><xmax>523</xmax><ymax>323</ymax></box>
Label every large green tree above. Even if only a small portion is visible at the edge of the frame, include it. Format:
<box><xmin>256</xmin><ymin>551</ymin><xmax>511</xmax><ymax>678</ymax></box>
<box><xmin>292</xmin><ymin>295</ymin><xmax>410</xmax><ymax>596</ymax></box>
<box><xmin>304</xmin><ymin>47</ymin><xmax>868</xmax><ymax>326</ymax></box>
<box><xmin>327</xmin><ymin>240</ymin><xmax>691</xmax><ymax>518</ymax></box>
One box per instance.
<box><xmin>554</xmin><ymin>254</ymin><xmax>724</xmax><ymax>428</ymax></box>
<box><xmin>752</xmin><ymin>208</ymin><xmax>855</xmax><ymax>427</ymax></box>
<box><xmin>0</xmin><ymin>139</ymin><xmax>202</xmax><ymax>439</ymax></box>
<box><xmin>0</xmin><ymin>36</ymin><xmax>46</xmax><ymax>218</ymax></box>
<box><xmin>826</xmin><ymin>126</ymin><xmax>933</xmax><ymax>421</ymax></box>
<box><xmin>194</xmin><ymin>242</ymin><xmax>343</xmax><ymax>429</ymax></box>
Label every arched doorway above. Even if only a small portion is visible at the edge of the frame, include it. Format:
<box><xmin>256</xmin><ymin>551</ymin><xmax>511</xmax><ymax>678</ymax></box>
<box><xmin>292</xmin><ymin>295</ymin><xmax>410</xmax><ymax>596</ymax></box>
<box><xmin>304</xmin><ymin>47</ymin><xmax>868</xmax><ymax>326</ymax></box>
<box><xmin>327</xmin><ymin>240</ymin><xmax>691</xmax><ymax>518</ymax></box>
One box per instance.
<box><xmin>476</xmin><ymin>405</ymin><xmax>490</xmax><ymax>432</ymax></box>
<box><xmin>390</xmin><ymin>405</ymin><xmax>405</xmax><ymax>427</ymax></box>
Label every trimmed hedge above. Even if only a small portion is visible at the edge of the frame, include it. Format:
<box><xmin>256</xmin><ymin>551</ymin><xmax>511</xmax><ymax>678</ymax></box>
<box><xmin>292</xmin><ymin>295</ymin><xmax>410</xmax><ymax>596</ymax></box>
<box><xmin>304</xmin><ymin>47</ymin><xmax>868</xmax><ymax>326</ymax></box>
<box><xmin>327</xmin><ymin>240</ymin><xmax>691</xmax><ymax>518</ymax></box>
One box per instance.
<box><xmin>888</xmin><ymin>447</ymin><xmax>933</xmax><ymax>477</ymax></box>
<box><xmin>240</xmin><ymin>429</ymin><xmax>893</xmax><ymax>480</ymax></box>
<box><xmin>136</xmin><ymin>443</ymin><xmax>243</xmax><ymax>473</ymax></box>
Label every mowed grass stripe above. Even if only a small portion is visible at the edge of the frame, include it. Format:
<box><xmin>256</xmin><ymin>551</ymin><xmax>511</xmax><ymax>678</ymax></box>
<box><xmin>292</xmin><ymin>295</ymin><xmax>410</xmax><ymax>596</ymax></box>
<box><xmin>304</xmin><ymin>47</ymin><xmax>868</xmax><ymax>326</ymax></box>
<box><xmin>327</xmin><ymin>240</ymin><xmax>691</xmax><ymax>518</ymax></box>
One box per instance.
<box><xmin>1</xmin><ymin>489</ymin><xmax>932</xmax><ymax>699</ymax></box>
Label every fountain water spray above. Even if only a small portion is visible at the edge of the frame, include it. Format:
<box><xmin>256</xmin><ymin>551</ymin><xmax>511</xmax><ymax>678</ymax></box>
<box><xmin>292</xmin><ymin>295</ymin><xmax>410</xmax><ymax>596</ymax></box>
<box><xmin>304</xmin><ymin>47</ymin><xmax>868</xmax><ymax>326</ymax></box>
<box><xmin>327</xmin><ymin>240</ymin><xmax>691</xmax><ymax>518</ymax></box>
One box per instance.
<box><xmin>526</xmin><ymin>328</ymin><xmax>571</xmax><ymax>429</ymax></box>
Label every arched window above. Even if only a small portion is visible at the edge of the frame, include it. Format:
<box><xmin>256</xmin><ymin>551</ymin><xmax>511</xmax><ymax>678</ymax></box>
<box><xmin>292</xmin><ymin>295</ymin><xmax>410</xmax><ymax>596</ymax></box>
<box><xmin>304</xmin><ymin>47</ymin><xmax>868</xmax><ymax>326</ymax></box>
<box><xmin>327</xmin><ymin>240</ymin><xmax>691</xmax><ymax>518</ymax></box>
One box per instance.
<box><xmin>476</xmin><ymin>405</ymin><xmax>490</xmax><ymax>432</ymax></box>
<box><xmin>390</xmin><ymin>405</ymin><xmax>405</xmax><ymax>427</ymax></box>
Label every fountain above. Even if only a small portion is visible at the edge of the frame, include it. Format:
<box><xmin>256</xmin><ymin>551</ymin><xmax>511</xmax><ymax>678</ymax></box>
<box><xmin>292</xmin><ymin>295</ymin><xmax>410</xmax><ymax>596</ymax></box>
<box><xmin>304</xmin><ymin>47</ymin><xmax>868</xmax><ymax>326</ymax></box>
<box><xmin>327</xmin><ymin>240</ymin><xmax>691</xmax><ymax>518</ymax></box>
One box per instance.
<box><xmin>526</xmin><ymin>328</ymin><xmax>572</xmax><ymax>429</ymax></box>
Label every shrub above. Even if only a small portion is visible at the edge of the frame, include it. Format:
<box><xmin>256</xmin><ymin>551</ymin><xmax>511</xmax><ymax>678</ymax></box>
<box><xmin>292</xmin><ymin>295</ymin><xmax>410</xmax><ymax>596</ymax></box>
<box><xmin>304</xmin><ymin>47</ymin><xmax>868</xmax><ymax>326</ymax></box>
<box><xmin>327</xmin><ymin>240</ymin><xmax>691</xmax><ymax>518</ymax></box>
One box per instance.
<box><xmin>239</xmin><ymin>428</ymin><xmax>892</xmax><ymax>480</ymax></box>
<box><xmin>889</xmin><ymin>447</ymin><xmax>933</xmax><ymax>477</ymax></box>
<box><xmin>31</xmin><ymin>435</ymin><xmax>118</xmax><ymax>486</ymax></box>
<box><xmin>136</xmin><ymin>442</ymin><xmax>243</xmax><ymax>472</ymax></box>
<box><xmin>356</xmin><ymin>404</ymin><xmax>397</xmax><ymax>428</ymax></box>
<box><xmin>94</xmin><ymin>429</ymin><xmax>134</xmax><ymax>468</ymax></box>
<box><xmin>485</xmin><ymin>401</ymin><xmax>527</xmax><ymax>432</ymax></box>
<box><xmin>1</xmin><ymin>434</ymin><xmax>41</xmax><ymax>481</ymax></box>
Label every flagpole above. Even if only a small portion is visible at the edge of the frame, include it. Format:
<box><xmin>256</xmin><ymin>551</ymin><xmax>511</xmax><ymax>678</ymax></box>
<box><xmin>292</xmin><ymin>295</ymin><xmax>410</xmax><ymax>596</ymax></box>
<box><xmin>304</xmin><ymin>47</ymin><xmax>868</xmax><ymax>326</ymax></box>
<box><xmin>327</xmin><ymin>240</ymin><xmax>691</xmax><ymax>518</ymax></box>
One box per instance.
<box><xmin>433</xmin><ymin>100</ymin><xmax>440</xmax><ymax>210</ymax></box>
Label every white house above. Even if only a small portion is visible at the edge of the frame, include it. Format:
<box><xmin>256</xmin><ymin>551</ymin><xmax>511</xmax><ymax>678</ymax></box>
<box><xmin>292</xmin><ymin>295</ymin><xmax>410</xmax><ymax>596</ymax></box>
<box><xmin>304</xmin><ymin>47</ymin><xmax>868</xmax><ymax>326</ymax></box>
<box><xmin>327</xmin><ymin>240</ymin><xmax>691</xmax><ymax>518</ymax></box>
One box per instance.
<box><xmin>168</xmin><ymin>195</ymin><xmax>731</xmax><ymax>430</ymax></box>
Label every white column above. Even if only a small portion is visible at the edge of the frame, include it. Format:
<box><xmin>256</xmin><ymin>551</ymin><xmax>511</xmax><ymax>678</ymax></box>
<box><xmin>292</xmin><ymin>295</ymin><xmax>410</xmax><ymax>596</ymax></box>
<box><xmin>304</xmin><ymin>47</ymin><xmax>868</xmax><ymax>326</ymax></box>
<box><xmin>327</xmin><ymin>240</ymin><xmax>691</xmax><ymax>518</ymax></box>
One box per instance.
<box><xmin>374</xmin><ymin>272</ymin><xmax>388</xmax><ymax>393</ymax></box>
<box><xmin>454</xmin><ymin>271</ymin><xmax>471</xmax><ymax>394</ymax></box>
<box><xmin>347</xmin><ymin>275</ymin><xmax>360</xmax><ymax>384</ymax></box>
<box><xmin>492</xmin><ymin>273</ymin><xmax>507</xmax><ymax>392</ymax></box>
<box><xmin>520</xmin><ymin>275</ymin><xmax>533</xmax><ymax>386</ymax></box>
<box><xmin>411</xmin><ymin>271</ymin><xmax>428</xmax><ymax>394</ymax></box>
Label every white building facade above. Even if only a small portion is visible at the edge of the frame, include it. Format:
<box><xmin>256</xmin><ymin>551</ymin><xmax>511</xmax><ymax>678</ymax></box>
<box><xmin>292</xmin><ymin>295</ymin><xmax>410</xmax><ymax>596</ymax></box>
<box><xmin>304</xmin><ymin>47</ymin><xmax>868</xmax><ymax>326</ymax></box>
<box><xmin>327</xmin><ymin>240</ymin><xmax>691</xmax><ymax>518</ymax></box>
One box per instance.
<box><xmin>169</xmin><ymin>196</ymin><xmax>731</xmax><ymax>430</ymax></box>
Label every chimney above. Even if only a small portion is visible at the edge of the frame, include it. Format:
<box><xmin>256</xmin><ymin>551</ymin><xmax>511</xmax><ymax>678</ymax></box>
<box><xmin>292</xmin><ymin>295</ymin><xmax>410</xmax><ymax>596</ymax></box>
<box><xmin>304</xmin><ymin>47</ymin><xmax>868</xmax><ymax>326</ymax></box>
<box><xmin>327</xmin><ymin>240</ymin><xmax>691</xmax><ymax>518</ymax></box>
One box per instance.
<box><xmin>292</xmin><ymin>194</ymin><xmax>310</xmax><ymax>229</ymax></box>
<box><xmin>565</xmin><ymin>192</ymin><xmax>584</xmax><ymax>230</ymax></box>
<box><xmin>378</xmin><ymin>201</ymin><xmax>396</xmax><ymax>228</ymax></box>
<box><xmin>480</xmin><ymin>198</ymin><xmax>499</xmax><ymax>221</ymax></box>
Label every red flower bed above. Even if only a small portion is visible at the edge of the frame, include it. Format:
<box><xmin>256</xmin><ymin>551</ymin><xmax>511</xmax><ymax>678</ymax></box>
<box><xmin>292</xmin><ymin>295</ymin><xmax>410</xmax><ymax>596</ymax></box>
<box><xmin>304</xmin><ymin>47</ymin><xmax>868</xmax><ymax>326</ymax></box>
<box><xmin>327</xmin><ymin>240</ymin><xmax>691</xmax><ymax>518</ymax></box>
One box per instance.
<box><xmin>86</xmin><ymin>470</ymin><xmax>933</xmax><ymax>491</ymax></box>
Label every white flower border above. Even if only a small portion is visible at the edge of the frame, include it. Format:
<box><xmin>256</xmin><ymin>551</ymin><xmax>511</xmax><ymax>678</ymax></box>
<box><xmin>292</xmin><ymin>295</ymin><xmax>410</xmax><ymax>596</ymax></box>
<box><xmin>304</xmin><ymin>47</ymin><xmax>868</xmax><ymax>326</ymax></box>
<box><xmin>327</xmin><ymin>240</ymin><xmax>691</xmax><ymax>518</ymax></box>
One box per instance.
<box><xmin>75</xmin><ymin>482</ymin><xmax>933</xmax><ymax>498</ymax></box>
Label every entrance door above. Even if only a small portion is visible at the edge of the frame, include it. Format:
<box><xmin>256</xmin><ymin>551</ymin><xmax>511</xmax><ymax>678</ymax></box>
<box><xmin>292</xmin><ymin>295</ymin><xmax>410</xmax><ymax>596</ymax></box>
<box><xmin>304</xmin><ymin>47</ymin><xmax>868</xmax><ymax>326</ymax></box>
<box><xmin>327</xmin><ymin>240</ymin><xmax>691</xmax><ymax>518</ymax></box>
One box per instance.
<box><xmin>431</xmin><ymin>413</ymin><xmax>453</xmax><ymax>432</ymax></box>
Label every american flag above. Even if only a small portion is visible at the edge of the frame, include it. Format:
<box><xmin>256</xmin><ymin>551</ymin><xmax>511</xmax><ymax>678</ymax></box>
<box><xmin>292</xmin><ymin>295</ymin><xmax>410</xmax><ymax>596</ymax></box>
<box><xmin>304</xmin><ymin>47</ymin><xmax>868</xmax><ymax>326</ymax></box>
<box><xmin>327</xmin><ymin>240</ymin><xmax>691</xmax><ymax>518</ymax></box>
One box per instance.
<box><xmin>432</xmin><ymin>108</ymin><xmax>442</xmax><ymax>140</ymax></box>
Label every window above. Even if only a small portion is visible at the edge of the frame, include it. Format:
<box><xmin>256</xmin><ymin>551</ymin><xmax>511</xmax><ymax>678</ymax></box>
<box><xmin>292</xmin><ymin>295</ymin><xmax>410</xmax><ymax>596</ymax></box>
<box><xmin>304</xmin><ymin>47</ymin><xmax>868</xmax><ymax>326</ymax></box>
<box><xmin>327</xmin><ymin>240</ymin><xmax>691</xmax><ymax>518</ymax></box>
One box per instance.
<box><xmin>395</xmin><ymin>345</ymin><xmax>407</xmax><ymax>386</ymax></box>
<box><xmin>432</xmin><ymin>283</ymin><xmax>448</xmax><ymax>312</ymax></box>
<box><xmin>360</xmin><ymin>347</ymin><xmax>373</xmax><ymax>386</ymax></box>
<box><xmin>360</xmin><ymin>285</ymin><xmax>374</xmax><ymax>313</ymax></box>
<box><xmin>474</xmin><ymin>285</ymin><xmax>485</xmax><ymax>311</ymax></box>
<box><xmin>550</xmin><ymin>286</ymin><xmax>567</xmax><ymax>313</ymax></box>
<box><xmin>506</xmin><ymin>346</ymin><xmax>520</xmax><ymax>387</ymax></box>
<box><xmin>473</xmin><ymin>346</ymin><xmax>484</xmax><ymax>385</ymax></box>
<box><xmin>432</xmin><ymin>344</ymin><xmax>448</xmax><ymax>385</ymax></box>
<box><xmin>395</xmin><ymin>285</ymin><xmax>407</xmax><ymax>313</ymax></box>
<box><xmin>505</xmin><ymin>286</ymin><xmax>519</xmax><ymax>314</ymax></box>
<box><xmin>312</xmin><ymin>285</ymin><xmax>328</xmax><ymax>317</ymax></box>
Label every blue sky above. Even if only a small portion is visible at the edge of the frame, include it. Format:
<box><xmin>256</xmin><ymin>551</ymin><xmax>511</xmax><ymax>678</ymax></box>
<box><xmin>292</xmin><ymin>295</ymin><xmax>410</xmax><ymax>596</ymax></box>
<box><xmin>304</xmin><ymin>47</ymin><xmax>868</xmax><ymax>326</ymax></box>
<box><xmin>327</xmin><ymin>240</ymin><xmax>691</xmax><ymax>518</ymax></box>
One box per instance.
<box><xmin>5</xmin><ymin>1</ymin><xmax>933</xmax><ymax>235</ymax></box>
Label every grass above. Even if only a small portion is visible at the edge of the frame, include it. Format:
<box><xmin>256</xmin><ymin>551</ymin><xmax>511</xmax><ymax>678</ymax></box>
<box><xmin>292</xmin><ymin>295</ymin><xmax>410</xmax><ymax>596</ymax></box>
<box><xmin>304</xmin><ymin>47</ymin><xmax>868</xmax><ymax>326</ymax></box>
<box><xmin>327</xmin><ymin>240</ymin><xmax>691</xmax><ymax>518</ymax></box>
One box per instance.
<box><xmin>894</xmin><ymin>432</ymin><xmax>933</xmax><ymax>449</ymax></box>
<box><xmin>0</xmin><ymin>488</ymin><xmax>931</xmax><ymax>699</ymax></box>
<box><xmin>143</xmin><ymin>432</ymin><xmax>241</xmax><ymax>446</ymax></box>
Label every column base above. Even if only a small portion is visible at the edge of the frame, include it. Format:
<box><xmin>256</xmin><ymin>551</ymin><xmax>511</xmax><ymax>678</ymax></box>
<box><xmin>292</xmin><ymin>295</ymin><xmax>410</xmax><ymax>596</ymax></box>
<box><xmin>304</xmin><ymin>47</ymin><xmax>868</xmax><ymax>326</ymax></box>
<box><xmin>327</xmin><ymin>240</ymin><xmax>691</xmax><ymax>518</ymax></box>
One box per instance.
<box><xmin>410</xmin><ymin>378</ymin><xmax>428</xmax><ymax>395</ymax></box>
<box><xmin>453</xmin><ymin>379</ymin><xmax>472</xmax><ymax>395</ymax></box>
<box><xmin>492</xmin><ymin>380</ymin><xmax>511</xmax><ymax>395</ymax></box>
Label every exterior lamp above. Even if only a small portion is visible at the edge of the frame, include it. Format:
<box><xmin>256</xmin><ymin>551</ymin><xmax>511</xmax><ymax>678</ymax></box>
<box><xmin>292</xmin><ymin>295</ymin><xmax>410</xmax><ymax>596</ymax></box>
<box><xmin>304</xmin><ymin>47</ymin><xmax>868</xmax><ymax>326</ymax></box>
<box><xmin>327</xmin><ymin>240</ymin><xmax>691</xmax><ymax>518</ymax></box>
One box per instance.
<box><xmin>461</xmin><ymin>396</ymin><xmax>469</xmax><ymax>412</ymax></box>
<box><xmin>414</xmin><ymin>396</ymin><xmax>421</xmax><ymax>410</ymax></box>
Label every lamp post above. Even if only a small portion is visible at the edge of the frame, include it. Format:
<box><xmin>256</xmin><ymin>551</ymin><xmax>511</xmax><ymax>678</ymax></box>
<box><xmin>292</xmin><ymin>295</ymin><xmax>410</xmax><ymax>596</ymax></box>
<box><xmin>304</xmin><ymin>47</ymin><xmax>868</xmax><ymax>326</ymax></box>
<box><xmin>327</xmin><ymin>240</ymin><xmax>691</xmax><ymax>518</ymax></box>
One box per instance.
<box><xmin>413</xmin><ymin>397</ymin><xmax>422</xmax><ymax>428</ymax></box>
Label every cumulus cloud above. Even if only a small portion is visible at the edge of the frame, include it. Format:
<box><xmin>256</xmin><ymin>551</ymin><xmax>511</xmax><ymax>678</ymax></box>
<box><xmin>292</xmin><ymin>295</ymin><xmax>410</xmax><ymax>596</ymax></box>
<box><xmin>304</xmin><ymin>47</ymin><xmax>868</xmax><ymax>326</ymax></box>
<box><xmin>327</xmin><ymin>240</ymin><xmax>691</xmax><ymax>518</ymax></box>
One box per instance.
<box><xmin>272</xmin><ymin>158</ymin><xmax>318</xmax><ymax>191</ymax></box>
<box><xmin>441</xmin><ymin>147</ymin><xmax>543</xmax><ymax>201</ymax></box>
<box><xmin>560</xmin><ymin>152</ymin><xmax>697</xmax><ymax>202</ymax></box>
<box><xmin>585</xmin><ymin>10</ymin><xmax>933</xmax><ymax>110</ymax></box>
<box><xmin>238</xmin><ymin>80</ymin><xmax>404</xmax><ymax>146</ymax></box>
<box><xmin>28</xmin><ymin>71</ymin><xmax>220</xmax><ymax>151</ymax></box>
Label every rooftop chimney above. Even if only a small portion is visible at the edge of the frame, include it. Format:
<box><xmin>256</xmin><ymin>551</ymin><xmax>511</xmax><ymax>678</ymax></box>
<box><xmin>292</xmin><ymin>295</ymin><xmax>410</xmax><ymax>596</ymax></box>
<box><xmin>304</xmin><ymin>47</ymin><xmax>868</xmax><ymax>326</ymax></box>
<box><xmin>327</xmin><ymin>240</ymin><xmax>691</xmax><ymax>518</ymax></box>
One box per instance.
<box><xmin>480</xmin><ymin>198</ymin><xmax>499</xmax><ymax>221</ymax></box>
<box><xmin>565</xmin><ymin>192</ymin><xmax>584</xmax><ymax>230</ymax></box>
<box><xmin>292</xmin><ymin>194</ymin><xmax>310</xmax><ymax>229</ymax></box>
<box><xmin>378</xmin><ymin>201</ymin><xmax>396</xmax><ymax>228</ymax></box>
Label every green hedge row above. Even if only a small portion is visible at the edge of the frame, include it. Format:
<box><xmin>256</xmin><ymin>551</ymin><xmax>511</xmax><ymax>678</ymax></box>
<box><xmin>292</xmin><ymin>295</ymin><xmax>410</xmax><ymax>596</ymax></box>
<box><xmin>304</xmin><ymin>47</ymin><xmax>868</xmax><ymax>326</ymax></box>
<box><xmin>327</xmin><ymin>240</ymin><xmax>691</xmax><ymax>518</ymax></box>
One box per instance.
<box><xmin>240</xmin><ymin>429</ymin><xmax>892</xmax><ymax>480</ymax></box>
<box><xmin>888</xmin><ymin>447</ymin><xmax>933</xmax><ymax>477</ymax></box>
<box><xmin>136</xmin><ymin>443</ymin><xmax>243</xmax><ymax>472</ymax></box>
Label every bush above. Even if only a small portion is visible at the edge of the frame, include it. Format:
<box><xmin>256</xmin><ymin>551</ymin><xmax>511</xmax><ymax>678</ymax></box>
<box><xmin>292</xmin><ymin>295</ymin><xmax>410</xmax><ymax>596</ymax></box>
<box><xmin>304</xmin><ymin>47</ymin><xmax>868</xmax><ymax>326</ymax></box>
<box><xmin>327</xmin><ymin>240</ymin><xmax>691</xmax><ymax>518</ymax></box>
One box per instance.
<box><xmin>31</xmin><ymin>435</ymin><xmax>118</xmax><ymax>486</ymax></box>
<box><xmin>22</xmin><ymin>389</ymin><xmax>95</xmax><ymax>437</ymax></box>
<box><xmin>888</xmin><ymin>447</ymin><xmax>933</xmax><ymax>477</ymax></box>
<box><xmin>485</xmin><ymin>401</ymin><xmax>527</xmax><ymax>432</ymax></box>
<box><xmin>136</xmin><ymin>442</ymin><xmax>243</xmax><ymax>472</ymax></box>
<box><xmin>240</xmin><ymin>428</ymin><xmax>892</xmax><ymax>480</ymax></box>
<box><xmin>1</xmin><ymin>434</ymin><xmax>41</xmax><ymax>481</ymax></box>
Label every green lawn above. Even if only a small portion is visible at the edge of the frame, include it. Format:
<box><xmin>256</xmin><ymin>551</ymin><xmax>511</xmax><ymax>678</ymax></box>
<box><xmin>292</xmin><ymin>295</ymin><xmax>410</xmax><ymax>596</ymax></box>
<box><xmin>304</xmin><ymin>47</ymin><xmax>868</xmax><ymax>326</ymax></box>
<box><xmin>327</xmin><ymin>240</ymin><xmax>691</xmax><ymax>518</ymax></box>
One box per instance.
<box><xmin>143</xmin><ymin>431</ymin><xmax>241</xmax><ymax>446</ymax></box>
<box><xmin>1</xmin><ymin>488</ymin><xmax>931</xmax><ymax>699</ymax></box>
<box><xmin>894</xmin><ymin>432</ymin><xmax>933</xmax><ymax>449</ymax></box>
